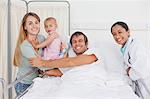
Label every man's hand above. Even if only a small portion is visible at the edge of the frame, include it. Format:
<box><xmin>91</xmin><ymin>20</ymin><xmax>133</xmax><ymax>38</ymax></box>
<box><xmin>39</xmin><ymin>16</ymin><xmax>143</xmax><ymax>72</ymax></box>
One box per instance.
<box><xmin>29</xmin><ymin>56</ymin><xmax>43</xmax><ymax>67</ymax></box>
<box><xmin>43</xmin><ymin>69</ymin><xmax>63</xmax><ymax>77</ymax></box>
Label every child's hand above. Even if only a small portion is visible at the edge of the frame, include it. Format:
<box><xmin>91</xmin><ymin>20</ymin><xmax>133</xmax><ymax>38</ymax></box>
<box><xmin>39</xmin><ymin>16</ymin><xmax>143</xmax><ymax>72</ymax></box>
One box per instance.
<box><xmin>60</xmin><ymin>42</ymin><xmax>67</xmax><ymax>52</ymax></box>
<box><xmin>51</xmin><ymin>31</ymin><xmax>59</xmax><ymax>39</ymax></box>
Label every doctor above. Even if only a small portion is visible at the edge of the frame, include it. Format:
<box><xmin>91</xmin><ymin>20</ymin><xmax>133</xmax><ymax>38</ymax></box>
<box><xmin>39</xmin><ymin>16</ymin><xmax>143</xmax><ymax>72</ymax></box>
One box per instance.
<box><xmin>111</xmin><ymin>21</ymin><xmax>150</xmax><ymax>99</ymax></box>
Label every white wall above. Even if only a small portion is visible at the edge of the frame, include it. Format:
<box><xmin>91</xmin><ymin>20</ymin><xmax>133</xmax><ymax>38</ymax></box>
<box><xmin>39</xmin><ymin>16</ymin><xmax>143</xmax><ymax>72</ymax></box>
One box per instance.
<box><xmin>148</xmin><ymin>0</ymin><xmax>150</xmax><ymax>49</ymax></box>
<box><xmin>69</xmin><ymin>0</ymin><xmax>150</xmax><ymax>49</ymax></box>
<box><xmin>68</xmin><ymin>0</ymin><xmax>150</xmax><ymax>81</ymax></box>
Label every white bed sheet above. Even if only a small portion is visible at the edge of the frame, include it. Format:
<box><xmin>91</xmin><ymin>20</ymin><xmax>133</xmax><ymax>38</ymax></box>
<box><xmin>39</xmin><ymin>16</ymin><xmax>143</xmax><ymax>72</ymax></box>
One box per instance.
<box><xmin>20</xmin><ymin>75</ymin><xmax>139</xmax><ymax>99</ymax></box>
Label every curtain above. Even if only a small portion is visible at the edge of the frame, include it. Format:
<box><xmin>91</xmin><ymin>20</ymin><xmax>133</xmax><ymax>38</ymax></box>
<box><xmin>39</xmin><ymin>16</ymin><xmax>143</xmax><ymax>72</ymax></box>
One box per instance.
<box><xmin>0</xmin><ymin>0</ymin><xmax>26</xmax><ymax>98</ymax></box>
<box><xmin>11</xmin><ymin>1</ymin><xmax>26</xmax><ymax>98</ymax></box>
<box><xmin>11</xmin><ymin>1</ymin><xmax>26</xmax><ymax>79</ymax></box>
<box><xmin>0</xmin><ymin>0</ymin><xmax>8</xmax><ymax>98</ymax></box>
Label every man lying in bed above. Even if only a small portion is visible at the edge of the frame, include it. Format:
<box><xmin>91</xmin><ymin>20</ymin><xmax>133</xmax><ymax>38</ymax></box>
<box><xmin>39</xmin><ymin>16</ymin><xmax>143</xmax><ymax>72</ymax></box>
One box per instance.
<box><xmin>29</xmin><ymin>31</ymin><xmax>104</xmax><ymax>77</ymax></box>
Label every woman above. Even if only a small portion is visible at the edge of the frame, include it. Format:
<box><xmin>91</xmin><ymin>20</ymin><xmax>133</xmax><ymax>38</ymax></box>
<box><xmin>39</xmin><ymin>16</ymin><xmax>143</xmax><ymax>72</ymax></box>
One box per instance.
<box><xmin>111</xmin><ymin>21</ymin><xmax>150</xmax><ymax>99</ymax></box>
<box><xmin>13</xmin><ymin>12</ymin><xmax>58</xmax><ymax>95</ymax></box>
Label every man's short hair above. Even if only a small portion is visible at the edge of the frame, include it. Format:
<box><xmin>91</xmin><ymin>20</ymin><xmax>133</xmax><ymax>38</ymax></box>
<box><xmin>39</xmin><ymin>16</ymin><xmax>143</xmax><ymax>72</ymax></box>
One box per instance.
<box><xmin>70</xmin><ymin>31</ymin><xmax>88</xmax><ymax>45</ymax></box>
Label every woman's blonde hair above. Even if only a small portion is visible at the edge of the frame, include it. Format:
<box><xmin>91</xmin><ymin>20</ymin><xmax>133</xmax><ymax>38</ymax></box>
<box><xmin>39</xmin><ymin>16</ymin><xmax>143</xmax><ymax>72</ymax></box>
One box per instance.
<box><xmin>13</xmin><ymin>12</ymin><xmax>40</xmax><ymax>66</ymax></box>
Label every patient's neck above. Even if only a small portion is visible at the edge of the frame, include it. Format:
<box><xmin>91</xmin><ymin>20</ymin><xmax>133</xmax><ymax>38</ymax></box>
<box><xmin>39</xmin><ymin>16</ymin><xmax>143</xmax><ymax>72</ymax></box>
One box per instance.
<box><xmin>75</xmin><ymin>49</ymin><xmax>88</xmax><ymax>56</ymax></box>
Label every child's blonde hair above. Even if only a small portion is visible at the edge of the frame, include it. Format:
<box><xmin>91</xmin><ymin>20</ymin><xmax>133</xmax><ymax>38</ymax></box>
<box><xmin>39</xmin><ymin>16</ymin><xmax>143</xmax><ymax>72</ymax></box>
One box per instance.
<box><xmin>13</xmin><ymin>12</ymin><xmax>40</xmax><ymax>66</ymax></box>
<box><xmin>44</xmin><ymin>17</ymin><xmax>57</xmax><ymax>28</ymax></box>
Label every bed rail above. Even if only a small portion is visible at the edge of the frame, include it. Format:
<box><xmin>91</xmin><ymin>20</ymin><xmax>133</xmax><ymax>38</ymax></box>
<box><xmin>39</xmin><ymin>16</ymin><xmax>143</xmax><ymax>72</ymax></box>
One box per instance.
<box><xmin>1</xmin><ymin>69</ymin><xmax>38</xmax><ymax>99</ymax></box>
<box><xmin>0</xmin><ymin>77</ymin><xmax>6</xmax><ymax>99</ymax></box>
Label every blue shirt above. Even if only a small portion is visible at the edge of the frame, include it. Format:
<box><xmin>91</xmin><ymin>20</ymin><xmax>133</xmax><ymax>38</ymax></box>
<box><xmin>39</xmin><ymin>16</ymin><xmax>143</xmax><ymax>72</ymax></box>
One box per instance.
<box><xmin>17</xmin><ymin>35</ymin><xmax>45</xmax><ymax>84</ymax></box>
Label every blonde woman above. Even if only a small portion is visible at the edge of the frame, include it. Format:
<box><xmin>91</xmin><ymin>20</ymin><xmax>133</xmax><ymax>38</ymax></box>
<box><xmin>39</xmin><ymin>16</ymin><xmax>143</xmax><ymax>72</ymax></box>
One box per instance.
<box><xmin>13</xmin><ymin>12</ymin><xmax>58</xmax><ymax>95</ymax></box>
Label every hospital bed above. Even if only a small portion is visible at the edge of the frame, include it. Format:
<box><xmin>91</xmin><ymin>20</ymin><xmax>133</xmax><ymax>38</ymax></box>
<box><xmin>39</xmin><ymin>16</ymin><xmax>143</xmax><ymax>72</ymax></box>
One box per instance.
<box><xmin>0</xmin><ymin>78</ymin><xmax>6</xmax><ymax>99</ymax></box>
<box><xmin>4</xmin><ymin>41</ymin><xmax>141</xmax><ymax>99</ymax></box>
<box><xmin>0</xmin><ymin>69</ymin><xmax>38</xmax><ymax>99</ymax></box>
<box><xmin>2</xmin><ymin>40</ymin><xmax>150</xmax><ymax>99</ymax></box>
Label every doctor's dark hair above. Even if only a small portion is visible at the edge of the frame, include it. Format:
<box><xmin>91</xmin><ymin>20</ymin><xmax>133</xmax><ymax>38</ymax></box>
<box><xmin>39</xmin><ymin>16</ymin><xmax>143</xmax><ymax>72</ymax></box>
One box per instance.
<box><xmin>70</xmin><ymin>31</ymin><xmax>88</xmax><ymax>45</ymax></box>
<box><xmin>111</xmin><ymin>21</ymin><xmax>129</xmax><ymax>33</ymax></box>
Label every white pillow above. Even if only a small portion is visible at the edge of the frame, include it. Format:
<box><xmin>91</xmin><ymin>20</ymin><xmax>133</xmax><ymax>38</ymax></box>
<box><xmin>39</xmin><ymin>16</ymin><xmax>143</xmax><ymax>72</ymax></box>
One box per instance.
<box><xmin>89</xmin><ymin>40</ymin><xmax>126</xmax><ymax>76</ymax></box>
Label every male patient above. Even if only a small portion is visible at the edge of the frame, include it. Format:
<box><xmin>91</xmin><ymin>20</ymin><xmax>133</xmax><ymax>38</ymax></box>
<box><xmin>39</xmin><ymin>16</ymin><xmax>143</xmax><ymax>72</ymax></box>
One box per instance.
<box><xmin>29</xmin><ymin>31</ymin><xmax>98</xmax><ymax>76</ymax></box>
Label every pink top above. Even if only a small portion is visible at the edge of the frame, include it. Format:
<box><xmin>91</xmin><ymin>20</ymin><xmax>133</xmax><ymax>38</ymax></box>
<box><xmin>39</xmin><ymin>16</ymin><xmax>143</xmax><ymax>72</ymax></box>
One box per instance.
<box><xmin>42</xmin><ymin>38</ymin><xmax>61</xmax><ymax>60</ymax></box>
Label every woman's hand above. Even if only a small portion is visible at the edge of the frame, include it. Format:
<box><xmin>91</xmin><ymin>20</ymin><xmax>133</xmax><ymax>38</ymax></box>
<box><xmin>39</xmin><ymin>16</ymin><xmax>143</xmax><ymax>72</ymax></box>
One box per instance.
<box><xmin>38</xmin><ymin>69</ymin><xmax>44</xmax><ymax>75</ymax></box>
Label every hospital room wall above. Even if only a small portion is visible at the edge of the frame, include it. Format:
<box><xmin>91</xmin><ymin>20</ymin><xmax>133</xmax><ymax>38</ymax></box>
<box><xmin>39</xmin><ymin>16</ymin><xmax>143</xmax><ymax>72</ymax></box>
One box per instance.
<box><xmin>69</xmin><ymin>0</ymin><xmax>150</xmax><ymax>50</ymax></box>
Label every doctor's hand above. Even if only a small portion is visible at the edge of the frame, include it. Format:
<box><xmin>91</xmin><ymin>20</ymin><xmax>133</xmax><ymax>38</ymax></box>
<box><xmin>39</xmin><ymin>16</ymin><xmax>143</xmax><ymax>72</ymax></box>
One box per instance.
<box><xmin>126</xmin><ymin>67</ymin><xmax>131</xmax><ymax>76</ymax></box>
<box><xmin>29</xmin><ymin>56</ymin><xmax>43</xmax><ymax>67</ymax></box>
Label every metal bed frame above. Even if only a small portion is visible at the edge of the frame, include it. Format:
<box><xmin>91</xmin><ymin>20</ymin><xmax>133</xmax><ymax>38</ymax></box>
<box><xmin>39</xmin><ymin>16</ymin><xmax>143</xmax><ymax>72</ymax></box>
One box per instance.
<box><xmin>0</xmin><ymin>78</ymin><xmax>7</xmax><ymax>99</ymax></box>
<box><xmin>1</xmin><ymin>0</ymin><xmax>70</xmax><ymax>99</ymax></box>
<box><xmin>0</xmin><ymin>69</ymin><xmax>37</xmax><ymax>99</ymax></box>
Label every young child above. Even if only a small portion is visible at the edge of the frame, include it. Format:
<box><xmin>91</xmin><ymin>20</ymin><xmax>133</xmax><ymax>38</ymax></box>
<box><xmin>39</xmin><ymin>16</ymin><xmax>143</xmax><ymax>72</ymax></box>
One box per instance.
<box><xmin>32</xmin><ymin>17</ymin><xmax>68</xmax><ymax>72</ymax></box>
<box><xmin>111</xmin><ymin>21</ymin><xmax>150</xmax><ymax>99</ymax></box>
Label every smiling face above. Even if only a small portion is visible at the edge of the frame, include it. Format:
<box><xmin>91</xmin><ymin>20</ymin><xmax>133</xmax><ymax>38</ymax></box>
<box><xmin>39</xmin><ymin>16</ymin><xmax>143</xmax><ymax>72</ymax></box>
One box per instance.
<box><xmin>44</xmin><ymin>19</ymin><xmax>57</xmax><ymax>34</ymax></box>
<box><xmin>111</xmin><ymin>24</ymin><xmax>130</xmax><ymax>46</ymax></box>
<box><xmin>71</xmin><ymin>35</ymin><xmax>88</xmax><ymax>56</ymax></box>
<box><xmin>24</xmin><ymin>16</ymin><xmax>40</xmax><ymax>35</ymax></box>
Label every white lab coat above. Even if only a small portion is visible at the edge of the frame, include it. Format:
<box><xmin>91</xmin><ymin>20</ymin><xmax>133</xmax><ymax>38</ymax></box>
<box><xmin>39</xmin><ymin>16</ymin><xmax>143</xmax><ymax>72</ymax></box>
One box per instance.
<box><xmin>123</xmin><ymin>36</ymin><xmax>150</xmax><ymax>99</ymax></box>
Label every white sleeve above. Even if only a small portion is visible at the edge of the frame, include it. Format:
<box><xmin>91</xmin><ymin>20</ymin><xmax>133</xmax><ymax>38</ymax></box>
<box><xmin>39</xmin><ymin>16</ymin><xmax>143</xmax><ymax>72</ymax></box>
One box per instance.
<box><xmin>129</xmin><ymin>41</ymin><xmax>150</xmax><ymax>80</ymax></box>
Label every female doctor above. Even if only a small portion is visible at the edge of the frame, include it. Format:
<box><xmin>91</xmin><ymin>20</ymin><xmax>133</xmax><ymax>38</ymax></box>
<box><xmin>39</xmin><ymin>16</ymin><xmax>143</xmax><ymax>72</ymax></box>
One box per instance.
<box><xmin>111</xmin><ymin>21</ymin><xmax>150</xmax><ymax>99</ymax></box>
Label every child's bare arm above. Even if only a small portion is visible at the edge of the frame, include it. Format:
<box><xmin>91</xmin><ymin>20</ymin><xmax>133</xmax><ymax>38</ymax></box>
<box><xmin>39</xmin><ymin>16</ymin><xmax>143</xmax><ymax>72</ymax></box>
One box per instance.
<box><xmin>35</xmin><ymin>32</ymin><xmax>59</xmax><ymax>48</ymax></box>
<box><xmin>29</xmin><ymin>39</ymin><xmax>39</xmax><ymax>52</ymax></box>
<box><xmin>31</xmin><ymin>41</ymin><xmax>39</xmax><ymax>48</ymax></box>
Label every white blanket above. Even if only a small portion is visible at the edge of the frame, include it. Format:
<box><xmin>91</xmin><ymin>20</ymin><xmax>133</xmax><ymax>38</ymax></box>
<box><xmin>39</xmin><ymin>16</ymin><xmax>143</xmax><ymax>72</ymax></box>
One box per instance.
<box><xmin>21</xmin><ymin>48</ymin><xmax>139</xmax><ymax>99</ymax></box>
<box><xmin>21</xmin><ymin>76</ymin><xmax>139</xmax><ymax>99</ymax></box>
